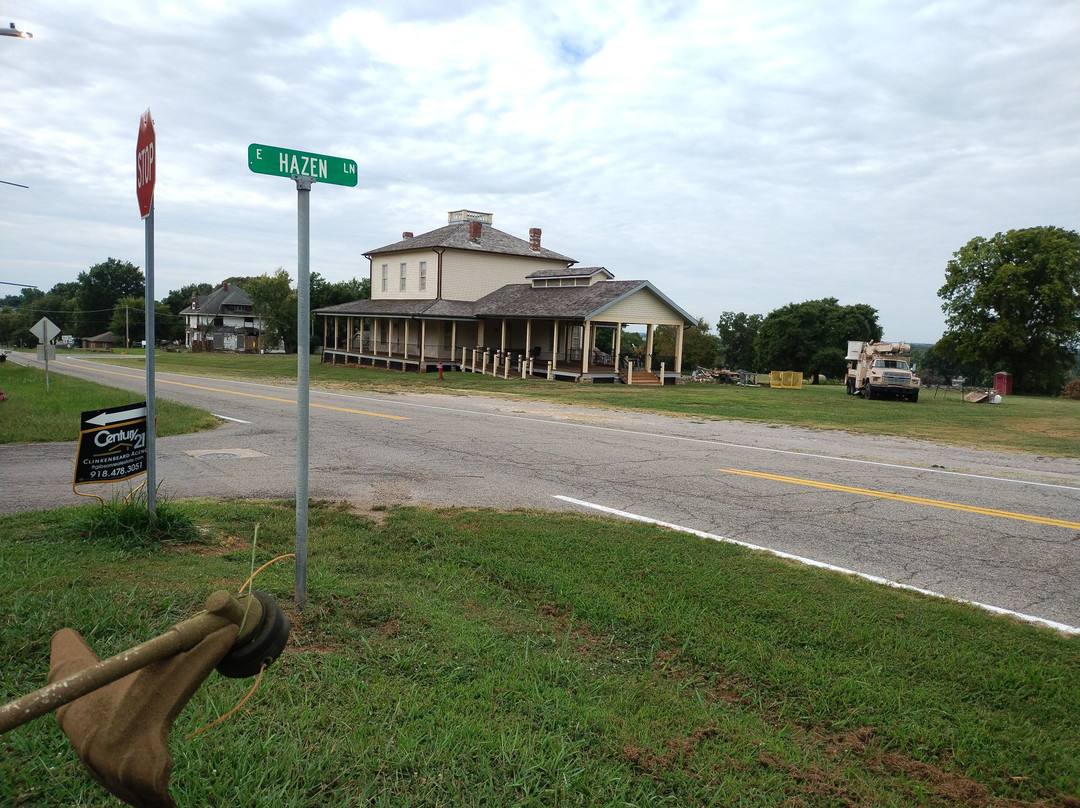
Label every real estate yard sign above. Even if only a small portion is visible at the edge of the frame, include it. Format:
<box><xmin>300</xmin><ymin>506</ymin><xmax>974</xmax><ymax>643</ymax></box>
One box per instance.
<box><xmin>74</xmin><ymin>403</ymin><xmax>150</xmax><ymax>489</ymax></box>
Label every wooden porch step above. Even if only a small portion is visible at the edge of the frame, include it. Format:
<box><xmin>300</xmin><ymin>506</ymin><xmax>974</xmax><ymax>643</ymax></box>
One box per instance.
<box><xmin>619</xmin><ymin>370</ymin><xmax>662</xmax><ymax>385</ymax></box>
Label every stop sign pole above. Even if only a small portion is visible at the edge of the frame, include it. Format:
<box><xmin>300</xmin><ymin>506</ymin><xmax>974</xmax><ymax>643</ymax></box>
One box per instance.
<box><xmin>136</xmin><ymin>109</ymin><xmax>157</xmax><ymax>514</ymax></box>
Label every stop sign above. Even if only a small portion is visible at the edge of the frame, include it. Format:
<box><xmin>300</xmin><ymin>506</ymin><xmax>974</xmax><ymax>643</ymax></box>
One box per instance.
<box><xmin>136</xmin><ymin>109</ymin><xmax>155</xmax><ymax>218</ymax></box>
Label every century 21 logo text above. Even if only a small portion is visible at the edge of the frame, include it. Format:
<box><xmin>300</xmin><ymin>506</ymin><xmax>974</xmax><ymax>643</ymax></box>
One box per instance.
<box><xmin>94</xmin><ymin>426</ymin><xmax>145</xmax><ymax>451</ymax></box>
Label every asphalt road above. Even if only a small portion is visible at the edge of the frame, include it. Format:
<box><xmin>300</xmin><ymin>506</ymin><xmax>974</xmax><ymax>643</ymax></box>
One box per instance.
<box><xmin>4</xmin><ymin>353</ymin><xmax>1079</xmax><ymax>630</ymax></box>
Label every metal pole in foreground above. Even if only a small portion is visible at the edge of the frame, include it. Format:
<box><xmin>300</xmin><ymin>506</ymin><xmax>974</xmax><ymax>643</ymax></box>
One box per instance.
<box><xmin>294</xmin><ymin>176</ymin><xmax>313</xmax><ymax>610</ymax></box>
<box><xmin>145</xmin><ymin>200</ymin><xmax>156</xmax><ymax>514</ymax></box>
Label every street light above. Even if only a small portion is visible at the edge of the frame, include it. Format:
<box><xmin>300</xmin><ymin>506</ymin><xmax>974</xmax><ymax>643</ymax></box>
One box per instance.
<box><xmin>2</xmin><ymin>22</ymin><xmax>33</xmax><ymax>38</ymax></box>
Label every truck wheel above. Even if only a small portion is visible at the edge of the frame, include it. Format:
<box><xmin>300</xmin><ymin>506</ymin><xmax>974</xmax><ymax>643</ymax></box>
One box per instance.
<box><xmin>910</xmin><ymin>391</ymin><xmax>919</xmax><ymax>403</ymax></box>
<box><xmin>865</xmin><ymin>386</ymin><xmax>874</xmax><ymax>400</ymax></box>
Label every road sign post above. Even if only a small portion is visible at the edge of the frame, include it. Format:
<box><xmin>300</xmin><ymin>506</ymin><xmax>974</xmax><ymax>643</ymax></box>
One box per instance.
<box><xmin>137</xmin><ymin>109</ymin><xmax>157</xmax><ymax>514</ymax></box>
<box><xmin>30</xmin><ymin>316</ymin><xmax>60</xmax><ymax>391</ymax></box>
<box><xmin>248</xmin><ymin>143</ymin><xmax>356</xmax><ymax>610</ymax></box>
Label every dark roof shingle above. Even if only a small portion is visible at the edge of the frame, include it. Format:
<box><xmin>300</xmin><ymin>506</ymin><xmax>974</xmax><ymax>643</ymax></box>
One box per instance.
<box><xmin>365</xmin><ymin>223</ymin><xmax>576</xmax><ymax>263</ymax></box>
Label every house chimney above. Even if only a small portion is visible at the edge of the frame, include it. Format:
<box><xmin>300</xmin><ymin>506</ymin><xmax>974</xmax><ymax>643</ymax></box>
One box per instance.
<box><xmin>223</xmin><ymin>282</ymin><xmax>229</xmax><ymax>291</ymax></box>
<box><xmin>191</xmin><ymin>291</ymin><xmax>198</xmax><ymax>311</ymax></box>
<box><xmin>529</xmin><ymin>228</ymin><xmax>542</xmax><ymax>251</ymax></box>
<box><xmin>469</xmin><ymin>221</ymin><xmax>482</xmax><ymax>242</ymax></box>
<box><xmin>402</xmin><ymin>231</ymin><xmax>413</xmax><ymax>239</ymax></box>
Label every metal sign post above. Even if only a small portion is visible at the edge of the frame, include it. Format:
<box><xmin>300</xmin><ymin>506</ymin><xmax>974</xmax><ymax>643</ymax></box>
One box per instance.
<box><xmin>248</xmin><ymin>143</ymin><xmax>356</xmax><ymax>610</ymax></box>
<box><xmin>30</xmin><ymin>317</ymin><xmax>59</xmax><ymax>391</ymax></box>
<box><xmin>137</xmin><ymin>109</ymin><xmax>157</xmax><ymax>514</ymax></box>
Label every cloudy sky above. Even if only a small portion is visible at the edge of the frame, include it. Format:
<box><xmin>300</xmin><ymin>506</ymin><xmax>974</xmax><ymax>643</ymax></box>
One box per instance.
<box><xmin>2</xmin><ymin>1</ymin><xmax>1077</xmax><ymax>343</ymax></box>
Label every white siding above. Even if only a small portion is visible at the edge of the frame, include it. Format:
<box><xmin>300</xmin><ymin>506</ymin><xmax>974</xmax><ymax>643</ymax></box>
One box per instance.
<box><xmin>370</xmin><ymin>248</ymin><xmax>439</xmax><ymax>300</ymax></box>
<box><xmin>599</xmin><ymin>289</ymin><xmax>686</xmax><ymax>326</ymax></box>
<box><xmin>441</xmin><ymin>252</ymin><xmax>570</xmax><ymax>300</ymax></box>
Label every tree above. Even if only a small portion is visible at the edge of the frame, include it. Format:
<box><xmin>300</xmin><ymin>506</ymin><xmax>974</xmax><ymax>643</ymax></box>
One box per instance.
<box><xmin>715</xmin><ymin>311</ymin><xmax>763</xmax><ymax>370</ymax></box>
<box><xmin>161</xmin><ymin>283</ymin><xmax>213</xmax><ymax>316</ymax></box>
<box><xmin>246</xmin><ymin>269</ymin><xmax>297</xmax><ymax>353</ymax></box>
<box><xmin>681</xmin><ymin>318</ymin><xmax>721</xmax><ymax>370</ymax></box>
<box><xmin>73</xmin><ymin>258</ymin><xmax>144</xmax><ymax>337</ymax></box>
<box><xmin>756</xmin><ymin>298</ymin><xmax>882</xmax><ymax>383</ymax></box>
<box><xmin>936</xmin><ymin>226</ymin><xmax>1080</xmax><ymax>394</ymax></box>
<box><xmin>108</xmin><ymin>296</ymin><xmax>145</xmax><ymax>347</ymax></box>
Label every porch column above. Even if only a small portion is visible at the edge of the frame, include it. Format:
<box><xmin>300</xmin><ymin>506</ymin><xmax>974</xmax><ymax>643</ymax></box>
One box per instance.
<box><xmin>324</xmin><ymin>317</ymin><xmax>329</xmax><ymax>353</ymax></box>
<box><xmin>581</xmin><ymin>321</ymin><xmax>590</xmax><ymax>375</ymax></box>
<box><xmin>674</xmin><ymin>324</ymin><xmax>684</xmax><ymax>374</ymax></box>
<box><xmin>403</xmin><ymin>319</ymin><xmax>410</xmax><ymax>360</ymax></box>
<box><xmin>551</xmin><ymin>320</ymin><xmax>560</xmax><ymax>368</ymax></box>
<box><xmin>525</xmin><ymin>319</ymin><xmax>532</xmax><ymax>359</ymax></box>
<box><xmin>420</xmin><ymin>320</ymin><xmax>426</xmax><ymax>363</ymax></box>
<box><xmin>478</xmin><ymin>320</ymin><xmax>485</xmax><ymax>347</ymax></box>
<box><xmin>347</xmin><ymin>316</ymin><xmax>354</xmax><ymax>350</ymax></box>
<box><xmin>613</xmin><ymin>323</ymin><xmax>622</xmax><ymax>365</ymax></box>
<box><xmin>333</xmin><ymin>317</ymin><xmax>339</xmax><ymax>351</ymax></box>
<box><xmin>451</xmin><ymin>321</ymin><xmax>457</xmax><ymax>362</ymax></box>
<box><xmin>500</xmin><ymin>318</ymin><xmax>507</xmax><ymax>352</ymax></box>
<box><xmin>645</xmin><ymin>324</ymin><xmax>654</xmax><ymax>372</ymax></box>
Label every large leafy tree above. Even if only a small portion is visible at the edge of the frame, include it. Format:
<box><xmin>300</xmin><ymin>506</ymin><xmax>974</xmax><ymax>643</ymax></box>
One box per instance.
<box><xmin>936</xmin><ymin>226</ymin><xmax>1080</xmax><ymax>394</ymax></box>
<box><xmin>715</xmin><ymin>311</ymin><xmax>763</xmax><ymax>370</ymax></box>
<box><xmin>756</xmin><ymin>298</ymin><xmax>882</xmax><ymax>383</ymax></box>
<box><xmin>246</xmin><ymin>268</ymin><xmax>298</xmax><ymax>353</ymax></box>
<box><xmin>73</xmin><ymin>258</ymin><xmax>144</xmax><ymax>337</ymax></box>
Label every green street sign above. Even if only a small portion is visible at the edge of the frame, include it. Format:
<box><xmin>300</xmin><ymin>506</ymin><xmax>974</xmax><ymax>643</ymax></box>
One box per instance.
<box><xmin>248</xmin><ymin>143</ymin><xmax>358</xmax><ymax>187</ymax></box>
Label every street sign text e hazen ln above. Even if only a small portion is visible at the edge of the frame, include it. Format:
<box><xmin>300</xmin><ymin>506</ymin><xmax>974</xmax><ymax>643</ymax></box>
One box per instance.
<box><xmin>248</xmin><ymin>143</ymin><xmax>358</xmax><ymax>187</ymax></box>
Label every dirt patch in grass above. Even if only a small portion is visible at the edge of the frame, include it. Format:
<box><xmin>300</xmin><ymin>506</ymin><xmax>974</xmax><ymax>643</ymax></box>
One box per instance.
<box><xmin>622</xmin><ymin>725</ymin><xmax>719</xmax><ymax>774</ymax></box>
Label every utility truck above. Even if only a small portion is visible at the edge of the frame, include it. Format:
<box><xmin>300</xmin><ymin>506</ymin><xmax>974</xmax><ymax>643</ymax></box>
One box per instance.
<box><xmin>845</xmin><ymin>341</ymin><xmax>920</xmax><ymax>402</ymax></box>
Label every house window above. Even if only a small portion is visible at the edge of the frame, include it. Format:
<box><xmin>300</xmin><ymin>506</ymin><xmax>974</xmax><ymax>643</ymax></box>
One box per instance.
<box><xmin>419</xmin><ymin>261</ymin><xmax>427</xmax><ymax>292</ymax></box>
<box><xmin>381</xmin><ymin>264</ymin><xmax>388</xmax><ymax>292</ymax></box>
<box><xmin>400</xmin><ymin>262</ymin><xmax>407</xmax><ymax>291</ymax></box>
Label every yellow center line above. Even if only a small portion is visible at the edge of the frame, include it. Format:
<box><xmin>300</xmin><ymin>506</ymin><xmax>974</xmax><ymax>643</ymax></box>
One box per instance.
<box><xmin>718</xmin><ymin>468</ymin><xmax>1080</xmax><ymax>530</ymax></box>
<box><xmin>57</xmin><ymin>361</ymin><xmax>409</xmax><ymax>421</ymax></box>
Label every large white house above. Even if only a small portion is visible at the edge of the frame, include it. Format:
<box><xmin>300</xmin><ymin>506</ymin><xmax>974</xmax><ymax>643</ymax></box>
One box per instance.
<box><xmin>180</xmin><ymin>282</ymin><xmax>266</xmax><ymax>352</ymax></box>
<box><xmin>315</xmin><ymin>210</ymin><xmax>694</xmax><ymax>383</ymax></box>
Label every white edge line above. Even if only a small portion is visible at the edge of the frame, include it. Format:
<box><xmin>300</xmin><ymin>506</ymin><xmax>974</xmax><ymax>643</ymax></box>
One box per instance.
<box><xmin>211</xmin><ymin>414</ymin><xmax>250</xmax><ymax>423</ymax></box>
<box><xmin>554</xmin><ymin>495</ymin><xmax>1080</xmax><ymax>637</ymax></box>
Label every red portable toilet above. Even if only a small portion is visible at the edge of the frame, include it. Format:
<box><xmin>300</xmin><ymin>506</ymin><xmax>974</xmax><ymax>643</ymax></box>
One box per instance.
<box><xmin>993</xmin><ymin>371</ymin><xmax>1012</xmax><ymax>395</ymax></box>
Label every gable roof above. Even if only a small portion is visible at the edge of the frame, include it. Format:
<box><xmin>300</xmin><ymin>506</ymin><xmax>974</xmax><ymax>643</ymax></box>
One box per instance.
<box><xmin>85</xmin><ymin>331</ymin><xmax>122</xmax><ymax>344</ymax></box>
<box><xmin>473</xmin><ymin>280</ymin><xmax>694</xmax><ymax>324</ymax></box>
<box><xmin>364</xmin><ymin>222</ymin><xmax>576</xmax><ymax>263</ymax></box>
<box><xmin>180</xmin><ymin>284</ymin><xmax>253</xmax><ymax>316</ymax></box>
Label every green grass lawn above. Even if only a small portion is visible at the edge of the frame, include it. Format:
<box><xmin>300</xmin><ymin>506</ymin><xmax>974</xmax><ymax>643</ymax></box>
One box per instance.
<box><xmin>0</xmin><ymin>360</ymin><xmax>220</xmax><ymax>443</ymax></box>
<box><xmin>1</xmin><ymin>500</ymin><xmax>1077</xmax><ymax>806</ymax></box>
<box><xmin>74</xmin><ymin>350</ymin><xmax>1080</xmax><ymax>457</ymax></box>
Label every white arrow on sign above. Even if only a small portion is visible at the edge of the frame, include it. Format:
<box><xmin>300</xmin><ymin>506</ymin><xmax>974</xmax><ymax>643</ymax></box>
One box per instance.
<box><xmin>31</xmin><ymin>317</ymin><xmax>60</xmax><ymax>344</ymax></box>
<box><xmin>85</xmin><ymin>406</ymin><xmax>148</xmax><ymax>427</ymax></box>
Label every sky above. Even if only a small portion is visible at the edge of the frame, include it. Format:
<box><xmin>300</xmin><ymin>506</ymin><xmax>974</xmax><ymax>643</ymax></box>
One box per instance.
<box><xmin>1</xmin><ymin>1</ymin><xmax>1077</xmax><ymax>344</ymax></box>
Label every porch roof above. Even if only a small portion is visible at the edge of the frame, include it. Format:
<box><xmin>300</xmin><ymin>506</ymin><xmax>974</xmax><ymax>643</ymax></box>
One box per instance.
<box><xmin>473</xmin><ymin>280</ymin><xmax>696</xmax><ymax>325</ymax></box>
<box><xmin>315</xmin><ymin>298</ymin><xmax>478</xmax><ymax>320</ymax></box>
<box><xmin>315</xmin><ymin>281</ymin><xmax>695</xmax><ymax>325</ymax></box>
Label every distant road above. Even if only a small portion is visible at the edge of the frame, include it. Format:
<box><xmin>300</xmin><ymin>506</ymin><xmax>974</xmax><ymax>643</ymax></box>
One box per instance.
<box><xmin>4</xmin><ymin>353</ymin><xmax>1079</xmax><ymax>630</ymax></box>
